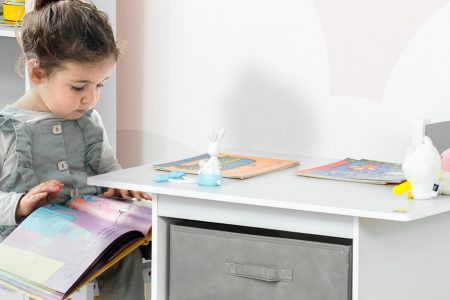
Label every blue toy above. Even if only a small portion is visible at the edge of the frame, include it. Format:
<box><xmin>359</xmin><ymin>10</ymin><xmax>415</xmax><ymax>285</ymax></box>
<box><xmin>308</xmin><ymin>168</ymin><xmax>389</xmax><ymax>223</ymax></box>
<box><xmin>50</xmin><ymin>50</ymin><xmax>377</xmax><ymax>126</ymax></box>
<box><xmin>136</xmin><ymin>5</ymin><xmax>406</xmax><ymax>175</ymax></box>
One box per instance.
<box><xmin>197</xmin><ymin>128</ymin><xmax>225</xmax><ymax>187</ymax></box>
<box><xmin>154</xmin><ymin>171</ymin><xmax>187</xmax><ymax>183</ymax></box>
<box><xmin>197</xmin><ymin>174</ymin><xmax>222</xmax><ymax>187</ymax></box>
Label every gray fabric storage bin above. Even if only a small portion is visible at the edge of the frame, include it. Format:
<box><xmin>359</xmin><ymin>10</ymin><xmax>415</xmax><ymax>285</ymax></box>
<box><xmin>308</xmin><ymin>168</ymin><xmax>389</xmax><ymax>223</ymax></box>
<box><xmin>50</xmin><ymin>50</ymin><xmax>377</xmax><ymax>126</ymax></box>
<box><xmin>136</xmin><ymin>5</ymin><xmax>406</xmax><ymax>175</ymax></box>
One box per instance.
<box><xmin>169</xmin><ymin>222</ymin><xmax>352</xmax><ymax>300</ymax></box>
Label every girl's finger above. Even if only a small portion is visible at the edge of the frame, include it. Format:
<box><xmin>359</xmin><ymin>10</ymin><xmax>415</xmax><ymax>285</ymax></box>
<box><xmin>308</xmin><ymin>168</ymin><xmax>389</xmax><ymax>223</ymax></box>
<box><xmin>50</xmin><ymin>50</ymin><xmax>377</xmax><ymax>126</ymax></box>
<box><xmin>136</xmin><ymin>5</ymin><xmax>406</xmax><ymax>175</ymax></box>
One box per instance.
<box><xmin>103</xmin><ymin>188</ymin><xmax>116</xmax><ymax>198</ymax></box>
<box><xmin>119</xmin><ymin>189</ymin><xmax>130</xmax><ymax>199</ymax></box>
<box><xmin>31</xmin><ymin>182</ymin><xmax>62</xmax><ymax>194</ymax></box>
<box><xmin>45</xmin><ymin>180</ymin><xmax>64</xmax><ymax>186</ymax></box>
<box><xmin>130</xmin><ymin>190</ymin><xmax>142</xmax><ymax>200</ymax></box>
<box><xmin>141</xmin><ymin>192</ymin><xmax>152</xmax><ymax>200</ymax></box>
<box><xmin>136</xmin><ymin>191</ymin><xmax>152</xmax><ymax>200</ymax></box>
<box><xmin>28</xmin><ymin>192</ymin><xmax>48</xmax><ymax>206</ymax></box>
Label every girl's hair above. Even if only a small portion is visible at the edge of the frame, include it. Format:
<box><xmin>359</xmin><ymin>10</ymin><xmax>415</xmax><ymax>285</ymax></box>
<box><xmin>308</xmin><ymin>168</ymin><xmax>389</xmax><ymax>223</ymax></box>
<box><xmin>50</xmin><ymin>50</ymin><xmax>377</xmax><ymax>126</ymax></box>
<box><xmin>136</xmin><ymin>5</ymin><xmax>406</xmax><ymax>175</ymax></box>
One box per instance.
<box><xmin>19</xmin><ymin>0</ymin><xmax>119</xmax><ymax>76</ymax></box>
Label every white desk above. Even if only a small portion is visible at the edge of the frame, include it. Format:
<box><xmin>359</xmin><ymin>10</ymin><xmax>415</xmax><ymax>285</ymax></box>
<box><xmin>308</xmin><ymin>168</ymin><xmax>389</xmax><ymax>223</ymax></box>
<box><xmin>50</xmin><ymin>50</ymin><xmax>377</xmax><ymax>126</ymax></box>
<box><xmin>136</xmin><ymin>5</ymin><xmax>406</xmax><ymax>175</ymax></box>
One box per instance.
<box><xmin>88</xmin><ymin>155</ymin><xmax>450</xmax><ymax>300</ymax></box>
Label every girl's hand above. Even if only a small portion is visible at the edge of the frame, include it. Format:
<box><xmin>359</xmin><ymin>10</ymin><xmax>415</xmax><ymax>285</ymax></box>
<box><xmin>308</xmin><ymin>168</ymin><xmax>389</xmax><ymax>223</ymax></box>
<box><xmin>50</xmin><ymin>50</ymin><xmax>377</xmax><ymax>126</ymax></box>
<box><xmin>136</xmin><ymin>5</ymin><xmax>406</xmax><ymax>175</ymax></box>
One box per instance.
<box><xmin>103</xmin><ymin>188</ymin><xmax>152</xmax><ymax>201</ymax></box>
<box><xmin>16</xmin><ymin>180</ymin><xmax>64</xmax><ymax>219</ymax></box>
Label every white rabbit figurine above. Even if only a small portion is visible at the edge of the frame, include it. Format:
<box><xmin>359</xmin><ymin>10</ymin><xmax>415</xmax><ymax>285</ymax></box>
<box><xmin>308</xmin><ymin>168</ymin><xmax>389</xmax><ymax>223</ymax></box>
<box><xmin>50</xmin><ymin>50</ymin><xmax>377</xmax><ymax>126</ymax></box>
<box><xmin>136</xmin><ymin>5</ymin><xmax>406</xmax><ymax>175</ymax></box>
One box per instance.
<box><xmin>197</xmin><ymin>128</ymin><xmax>226</xmax><ymax>187</ymax></box>
<box><xmin>402</xmin><ymin>136</ymin><xmax>441</xmax><ymax>199</ymax></box>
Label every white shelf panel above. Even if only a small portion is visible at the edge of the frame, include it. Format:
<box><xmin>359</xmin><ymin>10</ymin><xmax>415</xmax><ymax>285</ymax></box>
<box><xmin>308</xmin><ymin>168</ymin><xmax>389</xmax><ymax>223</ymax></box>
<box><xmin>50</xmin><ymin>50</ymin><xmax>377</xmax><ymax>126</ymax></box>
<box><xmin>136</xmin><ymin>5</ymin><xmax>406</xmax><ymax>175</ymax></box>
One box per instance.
<box><xmin>0</xmin><ymin>24</ymin><xmax>18</xmax><ymax>37</ymax></box>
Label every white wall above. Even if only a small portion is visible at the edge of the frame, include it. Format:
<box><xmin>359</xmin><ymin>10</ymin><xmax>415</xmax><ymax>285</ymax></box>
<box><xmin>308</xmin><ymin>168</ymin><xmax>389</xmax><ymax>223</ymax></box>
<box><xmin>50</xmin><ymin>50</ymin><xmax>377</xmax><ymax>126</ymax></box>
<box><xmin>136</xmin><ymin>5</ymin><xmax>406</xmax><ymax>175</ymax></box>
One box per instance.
<box><xmin>0</xmin><ymin>38</ymin><xmax>23</xmax><ymax>107</ymax></box>
<box><xmin>94</xmin><ymin>0</ymin><xmax>117</xmax><ymax>151</ymax></box>
<box><xmin>117</xmin><ymin>0</ymin><xmax>450</xmax><ymax>167</ymax></box>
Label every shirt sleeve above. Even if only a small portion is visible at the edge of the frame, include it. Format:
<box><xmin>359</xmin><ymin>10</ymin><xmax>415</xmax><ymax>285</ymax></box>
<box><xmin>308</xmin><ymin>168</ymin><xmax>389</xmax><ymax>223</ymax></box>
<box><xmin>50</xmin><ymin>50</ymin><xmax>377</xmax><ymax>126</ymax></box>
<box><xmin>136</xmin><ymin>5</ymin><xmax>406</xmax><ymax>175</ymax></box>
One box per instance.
<box><xmin>0</xmin><ymin>130</ymin><xmax>25</xmax><ymax>225</ymax></box>
<box><xmin>90</xmin><ymin>109</ymin><xmax>122</xmax><ymax>174</ymax></box>
<box><xmin>0</xmin><ymin>191</ymin><xmax>23</xmax><ymax>225</ymax></box>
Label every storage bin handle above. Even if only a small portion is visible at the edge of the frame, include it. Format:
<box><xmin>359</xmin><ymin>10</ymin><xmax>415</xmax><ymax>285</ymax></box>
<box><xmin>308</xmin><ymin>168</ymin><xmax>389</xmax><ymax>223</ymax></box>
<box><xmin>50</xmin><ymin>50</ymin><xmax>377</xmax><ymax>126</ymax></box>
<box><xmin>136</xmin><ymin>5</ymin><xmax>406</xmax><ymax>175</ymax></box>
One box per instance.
<box><xmin>224</xmin><ymin>262</ymin><xmax>292</xmax><ymax>282</ymax></box>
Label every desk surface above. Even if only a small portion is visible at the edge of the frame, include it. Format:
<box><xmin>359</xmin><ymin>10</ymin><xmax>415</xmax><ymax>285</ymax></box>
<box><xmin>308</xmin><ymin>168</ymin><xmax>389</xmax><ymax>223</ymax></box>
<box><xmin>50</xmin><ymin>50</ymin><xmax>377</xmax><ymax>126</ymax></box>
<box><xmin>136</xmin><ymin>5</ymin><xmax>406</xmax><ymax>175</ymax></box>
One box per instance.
<box><xmin>88</xmin><ymin>155</ymin><xmax>450</xmax><ymax>222</ymax></box>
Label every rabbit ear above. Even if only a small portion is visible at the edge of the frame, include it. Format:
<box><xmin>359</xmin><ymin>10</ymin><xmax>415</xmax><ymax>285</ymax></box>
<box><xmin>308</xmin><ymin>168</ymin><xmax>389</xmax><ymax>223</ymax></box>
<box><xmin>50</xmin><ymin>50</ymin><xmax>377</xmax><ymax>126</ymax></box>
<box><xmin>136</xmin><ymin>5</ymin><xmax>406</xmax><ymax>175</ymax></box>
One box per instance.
<box><xmin>217</xmin><ymin>128</ymin><xmax>226</xmax><ymax>141</ymax></box>
<box><xmin>208</xmin><ymin>128</ymin><xmax>218</xmax><ymax>141</ymax></box>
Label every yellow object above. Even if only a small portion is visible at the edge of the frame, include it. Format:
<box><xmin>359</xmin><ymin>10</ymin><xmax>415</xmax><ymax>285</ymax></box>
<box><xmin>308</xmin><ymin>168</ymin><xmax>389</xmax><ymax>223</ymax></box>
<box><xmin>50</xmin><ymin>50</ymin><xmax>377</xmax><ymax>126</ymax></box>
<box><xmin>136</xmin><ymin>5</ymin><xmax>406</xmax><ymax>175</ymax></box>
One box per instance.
<box><xmin>2</xmin><ymin>1</ymin><xmax>25</xmax><ymax>22</ymax></box>
<box><xmin>393</xmin><ymin>181</ymin><xmax>413</xmax><ymax>199</ymax></box>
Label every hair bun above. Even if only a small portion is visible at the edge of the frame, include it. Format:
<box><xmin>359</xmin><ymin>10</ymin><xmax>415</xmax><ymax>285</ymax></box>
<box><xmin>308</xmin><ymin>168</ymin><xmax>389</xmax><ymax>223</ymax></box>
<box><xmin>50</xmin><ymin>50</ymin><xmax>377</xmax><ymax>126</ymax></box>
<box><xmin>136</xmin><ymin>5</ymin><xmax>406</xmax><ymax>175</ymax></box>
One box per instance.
<box><xmin>34</xmin><ymin>0</ymin><xmax>62</xmax><ymax>11</ymax></box>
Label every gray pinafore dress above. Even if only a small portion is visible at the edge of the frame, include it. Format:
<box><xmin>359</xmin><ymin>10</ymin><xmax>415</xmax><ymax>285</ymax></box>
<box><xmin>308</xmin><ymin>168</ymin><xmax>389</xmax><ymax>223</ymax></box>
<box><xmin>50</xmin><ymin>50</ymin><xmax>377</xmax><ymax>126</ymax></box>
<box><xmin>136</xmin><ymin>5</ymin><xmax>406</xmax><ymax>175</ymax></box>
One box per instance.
<box><xmin>0</xmin><ymin>107</ymin><xmax>104</xmax><ymax>240</ymax></box>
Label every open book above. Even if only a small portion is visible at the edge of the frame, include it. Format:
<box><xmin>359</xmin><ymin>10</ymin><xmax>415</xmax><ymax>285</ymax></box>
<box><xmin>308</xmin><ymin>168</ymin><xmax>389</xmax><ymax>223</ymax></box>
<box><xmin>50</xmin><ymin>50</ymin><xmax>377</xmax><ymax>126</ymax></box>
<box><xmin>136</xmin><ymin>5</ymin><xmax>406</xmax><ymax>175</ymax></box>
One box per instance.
<box><xmin>153</xmin><ymin>153</ymin><xmax>299</xmax><ymax>179</ymax></box>
<box><xmin>0</xmin><ymin>195</ymin><xmax>152</xmax><ymax>300</ymax></box>
<box><xmin>296</xmin><ymin>158</ymin><xmax>405</xmax><ymax>184</ymax></box>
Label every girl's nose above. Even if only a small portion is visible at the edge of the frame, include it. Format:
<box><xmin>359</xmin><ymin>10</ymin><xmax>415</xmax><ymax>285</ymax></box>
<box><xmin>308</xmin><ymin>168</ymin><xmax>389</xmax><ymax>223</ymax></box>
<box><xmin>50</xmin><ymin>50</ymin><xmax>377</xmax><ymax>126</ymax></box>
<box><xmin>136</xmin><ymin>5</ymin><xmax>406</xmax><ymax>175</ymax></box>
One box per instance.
<box><xmin>81</xmin><ymin>97</ymin><xmax>92</xmax><ymax>107</ymax></box>
<box><xmin>81</xmin><ymin>88</ymin><xmax>98</xmax><ymax>106</ymax></box>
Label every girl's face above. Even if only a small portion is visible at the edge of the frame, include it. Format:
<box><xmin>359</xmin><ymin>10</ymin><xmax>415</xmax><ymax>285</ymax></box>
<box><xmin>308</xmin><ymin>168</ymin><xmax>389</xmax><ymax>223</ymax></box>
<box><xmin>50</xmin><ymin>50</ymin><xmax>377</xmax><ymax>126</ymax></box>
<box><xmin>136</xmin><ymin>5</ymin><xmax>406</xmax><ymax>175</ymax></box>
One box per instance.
<box><xmin>36</xmin><ymin>56</ymin><xmax>115</xmax><ymax>120</ymax></box>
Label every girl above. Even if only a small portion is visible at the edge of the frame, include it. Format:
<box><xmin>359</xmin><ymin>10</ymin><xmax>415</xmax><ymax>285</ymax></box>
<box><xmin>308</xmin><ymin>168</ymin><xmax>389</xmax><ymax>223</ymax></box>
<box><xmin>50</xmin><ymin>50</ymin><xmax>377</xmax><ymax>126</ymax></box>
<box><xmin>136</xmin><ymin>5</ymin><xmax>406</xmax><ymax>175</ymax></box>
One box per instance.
<box><xmin>0</xmin><ymin>0</ymin><xmax>148</xmax><ymax>299</ymax></box>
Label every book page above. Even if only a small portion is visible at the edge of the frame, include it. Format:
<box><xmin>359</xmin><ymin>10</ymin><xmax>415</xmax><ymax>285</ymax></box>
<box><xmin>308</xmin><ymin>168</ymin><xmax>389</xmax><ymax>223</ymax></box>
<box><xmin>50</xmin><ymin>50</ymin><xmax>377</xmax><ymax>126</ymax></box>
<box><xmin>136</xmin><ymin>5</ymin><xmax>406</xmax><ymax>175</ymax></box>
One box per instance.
<box><xmin>0</xmin><ymin>245</ymin><xmax>63</xmax><ymax>285</ymax></box>
<box><xmin>0</xmin><ymin>204</ymin><xmax>145</xmax><ymax>296</ymax></box>
<box><xmin>67</xmin><ymin>195</ymin><xmax>152</xmax><ymax>236</ymax></box>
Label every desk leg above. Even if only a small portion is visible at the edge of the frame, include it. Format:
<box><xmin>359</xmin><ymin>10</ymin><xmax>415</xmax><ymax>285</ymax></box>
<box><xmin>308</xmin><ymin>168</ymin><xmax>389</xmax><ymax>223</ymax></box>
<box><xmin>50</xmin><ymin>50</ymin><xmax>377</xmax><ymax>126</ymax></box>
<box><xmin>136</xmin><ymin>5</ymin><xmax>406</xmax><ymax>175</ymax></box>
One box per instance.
<box><xmin>357</xmin><ymin>212</ymin><xmax>450</xmax><ymax>300</ymax></box>
<box><xmin>151</xmin><ymin>195</ymin><xmax>170</xmax><ymax>300</ymax></box>
<box><xmin>352</xmin><ymin>217</ymin><xmax>360</xmax><ymax>300</ymax></box>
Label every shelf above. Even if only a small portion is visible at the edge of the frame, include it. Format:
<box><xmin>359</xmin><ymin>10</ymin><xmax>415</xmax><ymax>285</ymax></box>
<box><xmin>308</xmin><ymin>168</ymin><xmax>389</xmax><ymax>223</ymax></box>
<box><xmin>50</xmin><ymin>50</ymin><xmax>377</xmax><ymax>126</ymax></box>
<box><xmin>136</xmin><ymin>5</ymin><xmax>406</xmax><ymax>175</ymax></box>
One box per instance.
<box><xmin>0</xmin><ymin>24</ymin><xmax>19</xmax><ymax>37</ymax></box>
<box><xmin>0</xmin><ymin>14</ymin><xmax>21</xmax><ymax>37</ymax></box>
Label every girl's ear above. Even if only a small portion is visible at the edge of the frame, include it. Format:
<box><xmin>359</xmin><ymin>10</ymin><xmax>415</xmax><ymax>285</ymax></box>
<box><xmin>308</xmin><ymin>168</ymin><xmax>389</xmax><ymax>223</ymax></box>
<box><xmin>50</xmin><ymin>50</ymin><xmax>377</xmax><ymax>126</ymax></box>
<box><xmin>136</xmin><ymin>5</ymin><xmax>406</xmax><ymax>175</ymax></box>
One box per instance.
<box><xmin>27</xmin><ymin>59</ymin><xmax>44</xmax><ymax>85</ymax></box>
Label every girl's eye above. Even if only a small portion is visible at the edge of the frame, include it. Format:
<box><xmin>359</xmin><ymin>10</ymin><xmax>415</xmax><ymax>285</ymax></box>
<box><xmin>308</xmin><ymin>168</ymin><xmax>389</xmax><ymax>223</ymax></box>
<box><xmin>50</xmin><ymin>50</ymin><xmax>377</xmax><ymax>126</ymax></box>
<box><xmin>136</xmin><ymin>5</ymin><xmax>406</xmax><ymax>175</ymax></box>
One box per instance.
<box><xmin>96</xmin><ymin>83</ymin><xmax>105</xmax><ymax>89</ymax></box>
<box><xmin>71</xmin><ymin>85</ymin><xmax>85</xmax><ymax>91</ymax></box>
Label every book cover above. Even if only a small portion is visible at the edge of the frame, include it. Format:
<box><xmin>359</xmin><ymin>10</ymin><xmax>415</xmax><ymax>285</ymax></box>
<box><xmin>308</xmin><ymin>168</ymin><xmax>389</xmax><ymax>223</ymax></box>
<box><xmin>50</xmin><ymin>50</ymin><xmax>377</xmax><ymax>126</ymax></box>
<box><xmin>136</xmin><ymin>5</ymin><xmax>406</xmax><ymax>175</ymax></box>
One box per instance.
<box><xmin>296</xmin><ymin>158</ymin><xmax>405</xmax><ymax>184</ymax></box>
<box><xmin>153</xmin><ymin>153</ymin><xmax>299</xmax><ymax>179</ymax></box>
<box><xmin>0</xmin><ymin>195</ymin><xmax>152</xmax><ymax>300</ymax></box>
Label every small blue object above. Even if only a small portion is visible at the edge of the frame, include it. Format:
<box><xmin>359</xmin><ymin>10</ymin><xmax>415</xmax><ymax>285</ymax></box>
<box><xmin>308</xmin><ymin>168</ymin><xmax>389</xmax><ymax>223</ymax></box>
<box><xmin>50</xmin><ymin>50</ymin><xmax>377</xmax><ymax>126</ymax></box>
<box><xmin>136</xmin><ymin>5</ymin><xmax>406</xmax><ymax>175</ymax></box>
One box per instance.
<box><xmin>154</xmin><ymin>174</ymin><xmax>170</xmax><ymax>183</ymax></box>
<box><xmin>197</xmin><ymin>174</ymin><xmax>222</xmax><ymax>187</ymax></box>
<box><xmin>169</xmin><ymin>171</ymin><xmax>187</xmax><ymax>179</ymax></box>
<box><xmin>154</xmin><ymin>171</ymin><xmax>187</xmax><ymax>183</ymax></box>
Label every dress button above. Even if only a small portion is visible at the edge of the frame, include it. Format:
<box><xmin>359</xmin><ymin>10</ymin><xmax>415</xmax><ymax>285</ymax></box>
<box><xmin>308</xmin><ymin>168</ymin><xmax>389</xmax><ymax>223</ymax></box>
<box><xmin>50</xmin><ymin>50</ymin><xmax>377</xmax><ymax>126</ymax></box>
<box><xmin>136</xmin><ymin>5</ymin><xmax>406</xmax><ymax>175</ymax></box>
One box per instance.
<box><xmin>52</xmin><ymin>124</ymin><xmax>63</xmax><ymax>135</ymax></box>
<box><xmin>70</xmin><ymin>189</ymin><xmax>79</xmax><ymax>198</ymax></box>
<box><xmin>57</xmin><ymin>161</ymin><xmax>69</xmax><ymax>171</ymax></box>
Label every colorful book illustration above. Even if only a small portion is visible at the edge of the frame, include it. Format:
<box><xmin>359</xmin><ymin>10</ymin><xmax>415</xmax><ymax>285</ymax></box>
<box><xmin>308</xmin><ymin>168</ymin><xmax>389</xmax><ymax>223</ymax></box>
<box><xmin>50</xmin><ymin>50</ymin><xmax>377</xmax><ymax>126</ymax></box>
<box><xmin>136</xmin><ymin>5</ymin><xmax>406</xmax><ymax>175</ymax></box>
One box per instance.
<box><xmin>296</xmin><ymin>158</ymin><xmax>405</xmax><ymax>184</ymax></box>
<box><xmin>0</xmin><ymin>195</ymin><xmax>152</xmax><ymax>300</ymax></box>
<box><xmin>153</xmin><ymin>153</ymin><xmax>299</xmax><ymax>179</ymax></box>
